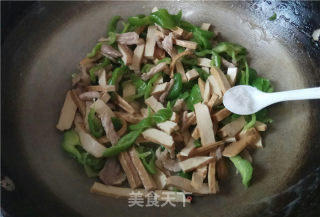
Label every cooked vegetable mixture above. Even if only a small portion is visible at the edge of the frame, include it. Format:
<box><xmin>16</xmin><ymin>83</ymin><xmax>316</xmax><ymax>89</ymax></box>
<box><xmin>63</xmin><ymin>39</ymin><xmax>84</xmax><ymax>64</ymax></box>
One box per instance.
<box><xmin>56</xmin><ymin>7</ymin><xmax>273</xmax><ymax>202</ymax></box>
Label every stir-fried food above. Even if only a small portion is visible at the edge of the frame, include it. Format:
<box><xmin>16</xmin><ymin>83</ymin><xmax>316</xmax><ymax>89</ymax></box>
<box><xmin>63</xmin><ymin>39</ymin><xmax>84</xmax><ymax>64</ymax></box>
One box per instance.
<box><xmin>57</xmin><ymin>8</ymin><xmax>273</xmax><ymax>201</ymax></box>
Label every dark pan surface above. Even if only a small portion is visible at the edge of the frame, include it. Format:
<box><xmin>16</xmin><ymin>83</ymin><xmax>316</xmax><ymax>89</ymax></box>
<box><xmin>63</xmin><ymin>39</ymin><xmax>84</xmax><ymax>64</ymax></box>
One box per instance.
<box><xmin>2</xmin><ymin>1</ymin><xmax>320</xmax><ymax>217</ymax></box>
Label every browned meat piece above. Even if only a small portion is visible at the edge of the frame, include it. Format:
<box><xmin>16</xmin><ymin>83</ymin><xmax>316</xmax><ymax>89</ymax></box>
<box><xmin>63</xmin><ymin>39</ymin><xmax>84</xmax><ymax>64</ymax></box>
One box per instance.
<box><xmin>162</xmin><ymin>33</ymin><xmax>176</xmax><ymax>57</ymax></box>
<box><xmin>117</xmin><ymin>32</ymin><xmax>140</xmax><ymax>45</ymax></box>
<box><xmin>100</xmin><ymin>44</ymin><xmax>122</xmax><ymax>59</ymax></box>
<box><xmin>141</xmin><ymin>62</ymin><xmax>166</xmax><ymax>81</ymax></box>
<box><xmin>79</xmin><ymin>91</ymin><xmax>101</xmax><ymax>101</ymax></box>
<box><xmin>159</xmin><ymin>79</ymin><xmax>174</xmax><ymax>103</ymax></box>
<box><xmin>99</xmin><ymin>158</ymin><xmax>126</xmax><ymax>185</ymax></box>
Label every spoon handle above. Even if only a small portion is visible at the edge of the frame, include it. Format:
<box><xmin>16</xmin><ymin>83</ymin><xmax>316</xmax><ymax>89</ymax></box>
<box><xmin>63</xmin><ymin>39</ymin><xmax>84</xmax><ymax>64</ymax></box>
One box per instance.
<box><xmin>268</xmin><ymin>87</ymin><xmax>320</xmax><ymax>102</ymax></box>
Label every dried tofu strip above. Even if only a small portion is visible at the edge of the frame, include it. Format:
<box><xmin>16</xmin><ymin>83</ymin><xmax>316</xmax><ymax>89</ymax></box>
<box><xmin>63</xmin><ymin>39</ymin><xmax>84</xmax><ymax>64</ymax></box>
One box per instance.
<box><xmin>226</xmin><ymin>67</ymin><xmax>238</xmax><ymax>86</ymax></box>
<box><xmin>152</xmin><ymin>82</ymin><xmax>169</xmax><ymax>95</ymax></box>
<box><xmin>90</xmin><ymin>182</ymin><xmax>191</xmax><ymax>203</ymax></box>
<box><xmin>200</xmin><ymin>23</ymin><xmax>211</xmax><ymax>31</ymax></box>
<box><xmin>254</xmin><ymin>121</ymin><xmax>267</xmax><ymax>131</ymax></box>
<box><xmin>198</xmin><ymin>78</ymin><xmax>205</xmax><ymax>97</ymax></box>
<box><xmin>130</xmin><ymin>39</ymin><xmax>145</xmax><ymax>72</ymax></box>
<box><xmin>186</xmin><ymin>69</ymin><xmax>199</xmax><ymax>81</ymax></box>
<box><xmin>202</xmin><ymin>79</ymin><xmax>211</xmax><ymax>104</ymax></box>
<box><xmin>175</xmin><ymin>39</ymin><xmax>197</xmax><ymax>49</ymax></box>
<box><xmin>175</xmin><ymin>60</ymin><xmax>187</xmax><ymax>82</ymax></box>
<box><xmin>114</xmin><ymin>93</ymin><xmax>135</xmax><ymax>114</ymax></box>
<box><xmin>98</xmin><ymin>69</ymin><xmax>107</xmax><ymax>86</ymax></box>
<box><xmin>118</xmin><ymin>151</ymin><xmax>143</xmax><ymax>189</ymax></box>
<box><xmin>142</xmin><ymin>128</ymin><xmax>174</xmax><ymax>149</ymax></box>
<box><xmin>191</xmin><ymin>166</ymin><xmax>208</xmax><ymax>190</ymax></box>
<box><xmin>222</xmin><ymin>128</ymin><xmax>260</xmax><ymax>157</ymax></box>
<box><xmin>197</xmin><ymin>58</ymin><xmax>211</xmax><ymax>67</ymax></box>
<box><xmin>144</xmin><ymin>25</ymin><xmax>158</xmax><ymax>59</ymax></box>
<box><xmin>218</xmin><ymin>116</ymin><xmax>246</xmax><ymax>138</ymax></box>
<box><xmin>170</xmin><ymin>50</ymin><xmax>193</xmax><ymax>77</ymax></box>
<box><xmin>212</xmin><ymin>108</ymin><xmax>231</xmax><ymax>122</ymax></box>
<box><xmin>156</xmin><ymin>121</ymin><xmax>179</xmax><ymax>135</ymax></box>
<box><xmin>129</xmin><ymin>147</ymin><xmax>157</xmax><ymax>191</ymax></box>
<box><xmin>70</xmin><ymin>89</ymin><xmax>86</xmax><ymax>117</ymax></box>
<box><xmin>179</xmin><ymin>156</ymin><xmax>214</xmax><ymax>172</ymax></box>
<box><xmin>56</xmin><ymin>90</ymin><xmax>77</xmax><ymax>131</ymax></box>
<box><xmin>145</xmin><ymin>96</ymin><xmax>164</xmax><ymax>112</ymax></box>
<box><xmin>87</xmin><ymin>85</ymin><xmax>115</xmax><ymax>92</ymax></box>
<box><xmin>210</xmin><ymin>67</ymin><xmax>231</xmax><ymax>94</ymax></box>
<box><xmin>167</xmin><ymin>176</ymin><xmax>210</xmax><ymax>194</ymax></box>
<box><xmin>194</xmin><ymin>103</ymin><xmax>216</xmax><ymax>146</ymax></box>
<box><xmin>208</xmin><ymin>153</ymin><xmax>218</xmax><ymax>194</ymax></box>
<box><xmin>122</xmin><ymin>82</ymin><xmax>136</xmax><ymax>98</ymax></box>
<box><xmin>191</xmin><ymin>127</ymin><xmax>200</xmax><ymax>140</ymax></box>
<box><xmin>91</xmin><ymin>99</ymin><xmax>115</xmax><ymax>117</ymax></box>
<box><xmin>114</xmin><ymin>111</ymin><xmax>143</xmax><ymax>124</ymax></box>
<box><xmin>118</xmin><ymin>44</ymin><xmax>133</xmax><ymax>65</ymax></box>
<box><xmin>180</xmin><ymin>137</ymin><xmax>196</xmax><ymax>156</ymax></box>
<box><xmin>188</xmin><ymin>141</ymin><xmax>225</xmax><ymax>158</ymax></box>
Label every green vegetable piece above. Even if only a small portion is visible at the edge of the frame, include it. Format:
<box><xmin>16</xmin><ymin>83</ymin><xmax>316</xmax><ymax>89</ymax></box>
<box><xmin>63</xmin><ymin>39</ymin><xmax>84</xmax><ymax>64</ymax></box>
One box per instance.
<box><xmin>256</xmin><ymin>108</ymin><xmax>273</xmax><ymax>124</ymax></box>
<box><xmin>121</xmin><ymin>21</ymin><xmax>131</xmax><ymax>33</ymax></box>
<box><xmin>88</xmin><ymin>108</ymin><xmax>104</xmax><ymax>138</ymax></box>
<box><xmin>194</xmin><ymin>139</ymin><xmax>202</xmax><ymax>148</ymax></box>
<box><xmin>229</xmin><ymin>155</ymin><xmax>253</xmax><ymax>188</ymax></box>
<box><xmin>107</xmin><ymin>16</ymin><xmax>121</xmax><ymax>35</ymax></box>
<box><xmin>129</xmin><ymin>116</ymin><xmax>154</xmax><ymax>131</ymax></box>
<box><xmin>168</xmin><ymin>73</ymin><xmax>182</xmax><ymax>100</ymax></box>
<box><xmin>144</xmin><ymin>72</ymin><xmax>161</xmax><ymax>99</ymax></box>
<box><xmin>243</xmin><ymin>114</ymin><xmax>256</xmax><ymax>130</ymax></box>
<box><xmin>108</xmin><ymin>65</ymin><xmax>128</xmax><ymax>86</ymax></box>
<box><xmin>128</xmin><ymin>16</ymin><xmax>154</xmax><ymax>27</ymax></box>
<box><xmin>128</xmin><ymin>73</ymin><xmax>147</xmax><ymax>100</ymax></box>
<box><xmin>87</xmin><ymin>42</ymin><xmax>102</xmax><ymax>58</ymax></box>
<box><xmin>107</xmin><ymin>32</ymin><xmax>117</xmax><ymax>45</ymax></box>
<box><xmin>186</xmin><ymin>84</ymin><xmax>203</xmax><ymax>111</ymax></box>
<box><xmin>194</xmin><ymin>66</ymin><xmax>209</xmax><ymax>81</ymax></box>
<box><xmin>141</xmin><ymin>64</ymin><xmax>154</xmax><ymax>73</ymax></box>
<box><xmin>103</xmin><ymin>130</ymin><xmax>141</xmax><ymax>157</ymax></box>
<box><xmin>181</xmin><ymin>21</ymin><xmax>213</xmax><ymax>50</ymax></box>
<box><xmin>211</xmin><ymin>51</ymin><xmax>221</xmax><ymax>68</ymax></box>
<box><xmin>157</xmin><ymin>57</ymin><xmax>172</xmax><ymax>64</ymax></box>
<box><xmin>268</xmin><ymin>13</ymin><xmax>277</xmax><ymax>21</ymax></box>
<box><xmin>151</xmin><ymin>9</ymin><xmax>182</xmax><ymax>29</ymax></box>
<box><xmin>62</xmin><ymin>130</ymin><xmax>82</xmax><ymax>161</ymax></box>
<box><xmin>152</xmin><ymin>108</ymin><xmax>173</xmax><ymax>124</ymax></box>
<box><xmin>137</xmin><ymin>147</ymin><xmax>157</xmax><ymax>174</ymax></box>
<box><xmin>213</xmin><ymin>42</ymin><xmax>247</xmax><ymax>64</ymax></box>
<box><xmin>89</xmin><ymin>57</ymin><xmax>111</xmax><ymax>84</ymax></box>
<box><xmin>111</xmin><ymin>117</ymin><xmax>123</xmax><ymax>131</ymax></box>
<box><xmin>178</xmin><ymin>170</ymin><xmax>192</xmax><ymax>180</ymax></box>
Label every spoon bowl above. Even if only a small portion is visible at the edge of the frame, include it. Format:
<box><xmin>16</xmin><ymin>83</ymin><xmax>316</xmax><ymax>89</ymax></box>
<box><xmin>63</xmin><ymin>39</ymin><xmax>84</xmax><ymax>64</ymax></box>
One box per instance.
<box><xmin>223</xmin><ymin>85</ymin><xmax>320</xmax><ymax>115</ymax></box>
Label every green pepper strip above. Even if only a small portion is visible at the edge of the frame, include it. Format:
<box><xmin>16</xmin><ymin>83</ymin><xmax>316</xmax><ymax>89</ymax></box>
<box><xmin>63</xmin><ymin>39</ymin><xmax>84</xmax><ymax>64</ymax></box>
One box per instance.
<box><xmin>107</xmin><ymin>16</ymin><xmax>121</xmax><ymax>35</ymax></box>
<box><xmin>210</xmin><ymin>51</ymin><xmax>221</xmax><ymax>68</ymax></box>
<box><xmin>108</xmin><ymin>65</ymin><xmax>128</xmax><ymax>86</ymax></box>
<box><xmin>144</xmin><ymin>72</ymin><xmax>161</xmax><ymax>99</ymax></box>
<box><xmin>230</xmin><ymin>155</ymin><xmax>253</xmax><ymax>188</ymax></box>
<box><xmin>103</xmin><ymin>130</ymin><xmax>141</xmax><ymax>157</ymax></box>
<box><xmin>137</xmin><ymin>149</ymin><xmax>157</xmax><ymax>174</ymax></box>
<box><xmin>87</xmin><ymin>42</ymin><xmax>102</xmax><ymax>58</ymax></box>
<box><xmin>89</xmin><ymin>57</ymin><xmax>111</xmax><ymax>84</ymax></box>
<box><xmin>167</xmin><ymin>73</ymin><xmax>182</xmax><ymax>100</ymax></box>
<box><xmin>103</xmin><ymin>108</ymin><xmax>172</xmax><ymax>157</ymax></box>
<box><xmin>194</xmin><ymin>66</ymin><xmax>209</xmax><ymax>81</ymax></box>
<box><xmin>88</xmin><ymin>108</ymin><xmax>104</xmax><ymax>138</ymax></box>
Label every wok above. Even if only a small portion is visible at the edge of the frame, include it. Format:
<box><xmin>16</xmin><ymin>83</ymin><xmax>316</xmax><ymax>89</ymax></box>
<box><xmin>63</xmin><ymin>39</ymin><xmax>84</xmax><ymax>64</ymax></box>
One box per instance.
<box><xmin>2</xmin><ymin>1</ymin><xmax>320</xmax><ymax>217</ymax></box>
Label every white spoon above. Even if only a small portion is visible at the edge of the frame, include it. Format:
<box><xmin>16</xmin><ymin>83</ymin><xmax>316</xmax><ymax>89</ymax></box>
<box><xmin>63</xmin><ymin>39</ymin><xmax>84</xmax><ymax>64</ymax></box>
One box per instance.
<box><xmin>223</xmin><ymin>85</ymin><xmax>320</xmax><ymax>115</ymax></box>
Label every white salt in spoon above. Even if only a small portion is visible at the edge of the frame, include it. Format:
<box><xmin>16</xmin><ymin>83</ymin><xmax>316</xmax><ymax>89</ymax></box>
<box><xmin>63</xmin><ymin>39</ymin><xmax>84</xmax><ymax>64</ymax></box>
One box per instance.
<box><xmin>223</xmin><ymin>85</ymin><xmax>320</xmax><ymax>115</ymax></box>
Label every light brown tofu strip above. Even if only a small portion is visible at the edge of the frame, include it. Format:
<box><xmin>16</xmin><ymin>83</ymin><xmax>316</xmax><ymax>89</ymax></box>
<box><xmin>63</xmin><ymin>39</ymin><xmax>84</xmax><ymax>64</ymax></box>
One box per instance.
<box><xmin>91</xmin><ymin>99</ymin><xmax>115</xmax><ymax>117</ymax></box>
<box><xmin>198</xmin><ymin>78</ymin><xmax>205</xmax><ymax>97</ymax></box>
<box><xmin>191</xmin><ymin>166</ymin><xmax>208</xmax><ymax>190</ymax></box>
<box><xmin>118</xmin><ymin>151</ymin><xmax>143</xmax><ymax>189</ymax></box>
<box><xmin>186</xmin><ymin>69</ymin><xmax>199</xmax><ymax>81</ymax></box>
<box><xmin>130</xmin><ymin>39</ymin><xmax>145</xmax><ymax>72</ymax></box>
<box><xmin>56</xmin><ymin>90</ymin><xmax>77</xmax><ymax>131</ymax></box>
<box><xmin>145</xmin><ymin>95</ymin><xmax>164</xmax><ymax>112</ymax></box>
<box><xmin>200</xmin><ymin>23</ymin><xmax>211</xmax><ymax>31</ymax></box>
<box><xmin>180</xmin><ymin>137</ymin><xmax>196</xmax><ymax>157</ymax></box>
<box><xmin>100</xmin><ymin>92</ymin><xmax>111</xmax><ymax>103</ymax></box>
<box><xmin>207</xmin><ymin>93</ymin><xmax>219</xmax><ymax>111</ymax></box>
<box><xmin>191</xmin><ymin>126</ymin><xmax>200</xmax><ymax>140</ymax></box>
<box><xmin>227</xmin><ymin>67</ymin><xmax>238</xmax><ymax>86</ymax></box>
<box><xmin>142</xmin><ymin>128</ymin><xmax>174</xmax><ymax>149</ymax></box>
<box><xmin>212</xmin><ymin>108</ymin><xmax>231</xmax><ymax>122</ymax></box>
<box><xmin>218</xmin><ymin>116</ymin><xmax>246</xmax><ymax>138</ymax></box>
<box><xmin>122</xmin><ymin>81</ymin><xmax>136</xmax><ymax>98</ymax></box>
<box><xmin>156</xmin><ymin>121</ymin><xmax>179</xmax><ymax>135</ymax></box>
<box><xmin>114</xmin><ymin>93</ymin><xmax>135</xmax><ymax>114</ymax></box>
<box><xmin>114</xmin><ymin>111</ymin><xmax>143</xmax><ymax>124</ymax></box>
<box><xmin>179</xmin><ymin>156</ymin><xmax>214</xmax><ymax>172</ymax></box>
<box><xmin>188</xmin><ymin>141</ymin><xmax>225</xmax><ymax>158</ymax></box>
<box><xmin>175</xmin><ymin>60</ymin><xmax>188</xmax><ymax>82</ymax></box>
<box><xmin>208</xmin><ymin>153</ymin><xmax>218</xmax><ymax>194</ymax></box>
<box><xmin>175</xmin><ymin>39</ymin><xmax>197</xmax><ymax>49</ymax></box>
<box><xmin>90</xmin><ymin>182</ymin><xmax>191</xmax><ymax>203</ymax></box>
<box><xmin>210</xmin><ymin>67</ymin><xmax>231</xmax><ymax>94</ymax></box>
<box><xmin>167</xmin><ymin>176</ymin><xmax>210</xmax><ymax>194</ymax></box>
<box><xmin>152</xmin><ymin>82</ymin><xmax>168</xmax><ymax>95</ymax></box>
<box><xmin>87</xmin><ymin>85</ymin><xmax>115</xmax><ymax>92</ymax></box>
<box><xmin>118</xmin><ymin>44</ymin><xmax>133</xmax><ymax>65</ymax></box>
<box><xmin>144</xmin><ymin>25</ymin><xmax>157</xmax><ymax>59</ymax></box>
<box><xmin>129</xmin><ymin>147</ymin><xmax>157</xmax><ymax>191</ymax></box>
<box><xmin>70</xmin><ymin>89</ymin><xmax>86</xmax><ymax>117</ymax></box>
<box><xmin>197</xmin><ymin>58</ymin><xmax>211</xmax><ymax>67</ymax></box>
<box><xmin>223</xmin><ymin>128</ymin><xmax>260</xmax><ymax>157</ymax></box>
<box><xmin>194</xmin><ymin>103</ymin><xmax>216</xmax><ymax>146</ymax></box>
